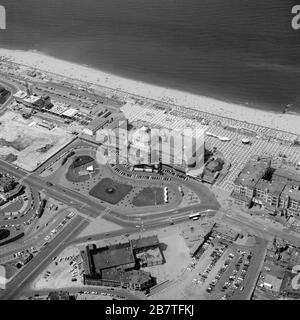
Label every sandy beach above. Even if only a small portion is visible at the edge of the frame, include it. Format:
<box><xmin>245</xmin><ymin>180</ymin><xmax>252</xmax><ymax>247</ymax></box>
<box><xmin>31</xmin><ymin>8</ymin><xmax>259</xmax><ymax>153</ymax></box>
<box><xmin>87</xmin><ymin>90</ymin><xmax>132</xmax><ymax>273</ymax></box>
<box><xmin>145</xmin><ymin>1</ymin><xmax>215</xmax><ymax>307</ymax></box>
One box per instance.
<box><xmin>0</xmin><ymin>48</ymin><xmax>299</xmax><ymax>135</ymax></box>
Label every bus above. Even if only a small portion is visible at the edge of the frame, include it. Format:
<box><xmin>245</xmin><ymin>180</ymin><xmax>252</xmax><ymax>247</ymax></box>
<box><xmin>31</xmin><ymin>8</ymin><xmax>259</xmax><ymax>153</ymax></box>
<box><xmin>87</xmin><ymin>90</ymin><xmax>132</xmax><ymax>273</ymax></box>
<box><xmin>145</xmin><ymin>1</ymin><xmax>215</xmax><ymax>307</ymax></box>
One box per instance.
<box><xmin>189</xmin><ymin>212</ymin><xmax>201</xmax><ymax>220</ymax></box>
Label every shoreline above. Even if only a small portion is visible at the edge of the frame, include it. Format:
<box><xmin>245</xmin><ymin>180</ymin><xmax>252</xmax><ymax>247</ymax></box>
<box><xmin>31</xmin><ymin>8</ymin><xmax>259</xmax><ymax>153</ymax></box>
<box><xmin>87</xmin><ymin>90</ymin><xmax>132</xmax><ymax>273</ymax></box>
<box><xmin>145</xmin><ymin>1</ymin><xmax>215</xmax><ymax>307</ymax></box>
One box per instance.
<box><xmin>0</xmin><ymin>48</ymin><xmax>299</xmax><ymax>135</ymax></box>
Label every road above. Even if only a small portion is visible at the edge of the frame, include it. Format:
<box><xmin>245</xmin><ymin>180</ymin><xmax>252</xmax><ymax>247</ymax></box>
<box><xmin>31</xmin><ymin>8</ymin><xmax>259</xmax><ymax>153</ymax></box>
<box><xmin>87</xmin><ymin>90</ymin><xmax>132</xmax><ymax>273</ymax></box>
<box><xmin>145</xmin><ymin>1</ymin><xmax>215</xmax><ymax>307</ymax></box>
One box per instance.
<box><xmin>0</xmin><ymin>155</ymin><xmax>220</xmax><ymax>299</ymax></box>
<box><xmin>0</xmin><ymin>63</ymin><xmax>299</xmax><ymax>301</ymax></box>
<box><xmin>4</xmin><ymin>201</ymin><xmax>300</xmax><ymax>301</ymax></box>
<box><xmin>0</xmin><ymin>81</ymin><xmax>296</xmax><ymax>299</ymax></box>
<box><xmin>0</xmin><ymin>207</ymin><xmax>219</xmax><ymax>300</ymax></box>
<box><xmin>0</xmin><ymin>215</ymin><xmax>89</xmax><ymax>300</ymax></box>
<box><xmin>0</xmin><ymin>207</ymin><xmax>78</xmax><ymax>261</ymax></box>
<box><xmin>25</xmin><ymin>286</ymin><xmax>143</xmax><ymax>300</ymax></box>
<box><xmin>0</xmin><ymin>158</ymin><xmax>220</xmax><ymax>226</ymax></box>
<box><xmin>221</xmin><ymin>211</ymin><xmax>300</xmax><ymax>246</ymax></box>
<box><xmin>1</xmin><ymin>145</ymin><xmax>300</xmax><ymax>300</ymax></box>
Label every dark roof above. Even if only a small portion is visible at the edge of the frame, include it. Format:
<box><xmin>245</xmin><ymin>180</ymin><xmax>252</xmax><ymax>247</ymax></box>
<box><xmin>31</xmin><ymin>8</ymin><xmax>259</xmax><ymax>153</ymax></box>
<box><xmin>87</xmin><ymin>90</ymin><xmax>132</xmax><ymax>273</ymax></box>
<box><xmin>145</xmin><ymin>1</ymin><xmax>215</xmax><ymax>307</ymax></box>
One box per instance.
<box><xmin>131</xmin><ymin>236</ymin><xmax>159</xmax><ymax>250</ymax></box>
<box><xmin>92</xmin><ymin>243</ymin><xmax>135</xmax><ymax>272</ymax></box>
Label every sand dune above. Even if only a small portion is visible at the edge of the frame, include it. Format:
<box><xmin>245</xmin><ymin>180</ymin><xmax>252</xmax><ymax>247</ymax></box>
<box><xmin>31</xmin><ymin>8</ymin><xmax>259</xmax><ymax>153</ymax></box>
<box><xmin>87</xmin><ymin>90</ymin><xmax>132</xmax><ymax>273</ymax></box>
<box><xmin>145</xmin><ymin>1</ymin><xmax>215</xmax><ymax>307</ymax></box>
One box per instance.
<box><xmin>0</xmin><ymin>48</ymin><xmax>299</xmax><ymax>135</ymax></box>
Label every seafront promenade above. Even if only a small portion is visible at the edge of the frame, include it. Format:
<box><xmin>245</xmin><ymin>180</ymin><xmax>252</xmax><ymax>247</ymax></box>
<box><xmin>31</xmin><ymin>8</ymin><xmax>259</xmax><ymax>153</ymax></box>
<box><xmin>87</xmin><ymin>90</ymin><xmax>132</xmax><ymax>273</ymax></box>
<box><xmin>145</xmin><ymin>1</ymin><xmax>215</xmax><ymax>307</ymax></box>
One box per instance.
<box><xmin>1</xmin><ymin>56</ymin><xmax>299</xmax><ymax>143</ymax></box>
<box><xmin>1</xmin><ymin>56</ymin><xmax>300</xmax><ymax>195</ymax></box>
<box><xmin>1</xmin><ymin>48</ymin><xmax>300</xmax><ymax>134</ymax></box>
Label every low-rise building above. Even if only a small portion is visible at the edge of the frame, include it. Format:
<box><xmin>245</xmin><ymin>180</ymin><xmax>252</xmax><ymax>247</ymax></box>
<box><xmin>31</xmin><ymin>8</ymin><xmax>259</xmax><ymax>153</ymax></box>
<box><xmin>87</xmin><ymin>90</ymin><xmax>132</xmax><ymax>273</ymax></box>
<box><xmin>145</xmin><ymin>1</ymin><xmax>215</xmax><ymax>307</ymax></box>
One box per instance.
<box><xmin>201</xmin><ymin>158</ymin><xmax>224</xmax><ymax>184</ymax></box>
<box><xmin>232</xmin><ymin>159</ymin><xmax>300</xmax><ymax>217</ymax></box>
<box><xmin>13</xmin><ymin>90</ymin><xmax>44</xmax><ymax>109</ymax></box>
<box><xmin>272</xmin><ymin>168</ymin><xmax>300</xmax><ymax>188</ymax></box>
<box><xmin>232</xmin><ymin>156</ymin><xmax>271</xmax><ymax>207</ymax></box>
<box><xmin>18</xmin><ymin>252</ymin><xmax>33</xmax><ymax>266</ymax></box>
<box><xmin>89</xmin><ymin>242</ymin><xmax>136</xmax><ymax>274</ymax></box>
<box><xmin>83</xmin><ymin>117</ymin><xmax>109</xmax><ymax>136</ymax></box>
<box><xmin>37</xmin><ymin>120</ymin><xmax>56</xmax><ymax>130</ymax></box>
<box><xmin>253</xmin><ymin>180</ymin><xmax>286</xmax><ymax>214</ymax></box>
<box><xmin>81</xmin><ymin>236</ymin><xmax>164</xmax><ymax>291</ymax></box>
<box><xmin>131</xmin><ymin>235</ymin><xmax>164</xmax><ymax>267</ymax></box>
<box><xmin>84</xmin><ymin>269</ymin><xmax>153</xmax><ymax>291</ymax></box>
<box><xmin>280</xmin><ymin>186</ymin><xmax>300</xmax><ymax>216</ymax></box>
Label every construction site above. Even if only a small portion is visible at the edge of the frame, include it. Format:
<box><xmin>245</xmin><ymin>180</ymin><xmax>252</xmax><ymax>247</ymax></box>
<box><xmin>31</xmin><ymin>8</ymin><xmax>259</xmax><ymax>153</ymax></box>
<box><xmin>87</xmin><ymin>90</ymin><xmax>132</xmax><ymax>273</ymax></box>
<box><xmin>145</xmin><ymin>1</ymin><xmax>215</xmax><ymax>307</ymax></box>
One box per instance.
<box><xmin>0</xmin><ymin>110</ymin><xmax>73</xmax><ymax>171</ymax></box>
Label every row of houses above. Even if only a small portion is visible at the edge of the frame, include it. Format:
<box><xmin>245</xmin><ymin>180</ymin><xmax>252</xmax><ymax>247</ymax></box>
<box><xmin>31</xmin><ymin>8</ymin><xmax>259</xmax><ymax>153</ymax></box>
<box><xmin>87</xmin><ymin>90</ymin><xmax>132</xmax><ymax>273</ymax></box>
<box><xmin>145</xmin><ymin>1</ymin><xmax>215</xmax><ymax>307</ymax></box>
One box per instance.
<box><xmin>231</xmin><ymin>156</ymin><xmax>300</xmax><ymax>216</ymax></box>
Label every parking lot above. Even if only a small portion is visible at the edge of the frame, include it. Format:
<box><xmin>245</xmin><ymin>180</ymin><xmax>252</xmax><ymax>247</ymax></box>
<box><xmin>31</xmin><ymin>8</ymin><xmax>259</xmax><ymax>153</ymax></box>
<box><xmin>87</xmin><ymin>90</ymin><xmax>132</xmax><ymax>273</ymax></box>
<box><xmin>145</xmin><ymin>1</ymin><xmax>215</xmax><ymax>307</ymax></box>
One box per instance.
<box><xmin>205</xmin><ymin>248</ymin><xmax>253</xmax><ymax>300</ymax></box>
<box><xmin>200</xmin><ymin>236</ymin><xmax>267</xmax><ymax>300</ymax></box>
<box><xmin>32</xmin><ymin>246</ymin><xmax>84</xmax><ymax>290</ymax></box>
<box><xmin>150</xmin><ymin>232</ymin><xmax>266</xmax><ymax>300</ymax></box>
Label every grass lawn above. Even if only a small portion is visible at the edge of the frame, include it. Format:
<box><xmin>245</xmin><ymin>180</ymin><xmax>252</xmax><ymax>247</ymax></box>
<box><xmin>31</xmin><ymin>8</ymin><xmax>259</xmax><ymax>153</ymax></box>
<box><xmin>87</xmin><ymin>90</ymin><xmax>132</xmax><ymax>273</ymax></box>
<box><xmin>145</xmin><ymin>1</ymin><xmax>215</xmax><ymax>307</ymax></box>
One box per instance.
<box><xmin>89</xmin><ymin>178</ymin><xmax>133</xmax><ymax>204</ymax></box>
<box><xmin>132</xmin><ymin>187</ymin><xmax>165</xmax><ymax>207</ymax></box>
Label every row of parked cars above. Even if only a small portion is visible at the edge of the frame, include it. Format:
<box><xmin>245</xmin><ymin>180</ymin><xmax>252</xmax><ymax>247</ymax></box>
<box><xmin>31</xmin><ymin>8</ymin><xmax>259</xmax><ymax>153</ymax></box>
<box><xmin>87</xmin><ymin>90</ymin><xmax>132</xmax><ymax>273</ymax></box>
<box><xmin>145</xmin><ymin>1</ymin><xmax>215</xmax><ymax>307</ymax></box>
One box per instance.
<box><xmin>43</xmin><ymin>211</ymin><xmax>75</xmax><ymax>243</ymax></box>
<box><xmin>203</xmin><ymin>248</ymin><xmax>230</xmax><ymax>292</ymax></box>
<box><xmin>161</xmin><ymin>168</ymin><xmax>189</xmax><ymax>181</ymax></box>
<box><xmin>112</xmin><ymin>165</ymin><xmax>172</xmax><ymax>182</ymax></box>
<box><xmin>69</xmin><ymin>256</ymin><xmax>84</xmax><ymax>281</ymax></box>
<box><xmin>219</xmin><ymin>250</ymin><xmax>253</xmax><ymax>299</ymax></box>
<box><xmin>194</xmin><ymin>245</ymin><xmax>227</xmax><ymax>286</ymax></box>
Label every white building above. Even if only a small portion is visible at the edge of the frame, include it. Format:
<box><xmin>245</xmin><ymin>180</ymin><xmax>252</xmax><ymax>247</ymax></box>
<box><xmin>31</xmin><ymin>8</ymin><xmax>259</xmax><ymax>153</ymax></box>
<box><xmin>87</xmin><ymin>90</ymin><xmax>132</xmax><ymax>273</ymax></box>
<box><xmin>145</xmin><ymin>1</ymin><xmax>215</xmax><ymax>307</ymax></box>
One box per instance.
<box><xmin>120</xmin><ymin>102</ymin><xmax>207</xmax><ymax>175</ymax></box>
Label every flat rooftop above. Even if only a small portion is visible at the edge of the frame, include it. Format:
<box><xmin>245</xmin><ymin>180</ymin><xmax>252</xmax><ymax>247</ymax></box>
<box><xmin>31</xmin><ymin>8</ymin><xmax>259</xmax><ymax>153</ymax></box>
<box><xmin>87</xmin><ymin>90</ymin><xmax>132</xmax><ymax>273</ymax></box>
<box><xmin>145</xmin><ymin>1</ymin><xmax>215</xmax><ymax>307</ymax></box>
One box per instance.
<box><xmin>91</xmin><ymin>243</ymin><xmax>135</xmax><ymax>272</ymax></box>
<box><xmin>273</xmin><ymin>167</ymin><xmax>300</xmax><ymax>183</ymax></box>
<box><xmin>256</xmin><ymin>180</ymin><xmax>286</xmax><ymax>196</ymax></box>
<box><xmin>282</xmin><ymin>185</ymin><xmax>300</xmax><ymax>203</ymax></box>
<box><xmin>234</xmin><ymin>157</ymin><xmax>270</xmax><ymax>188</ymax></box>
